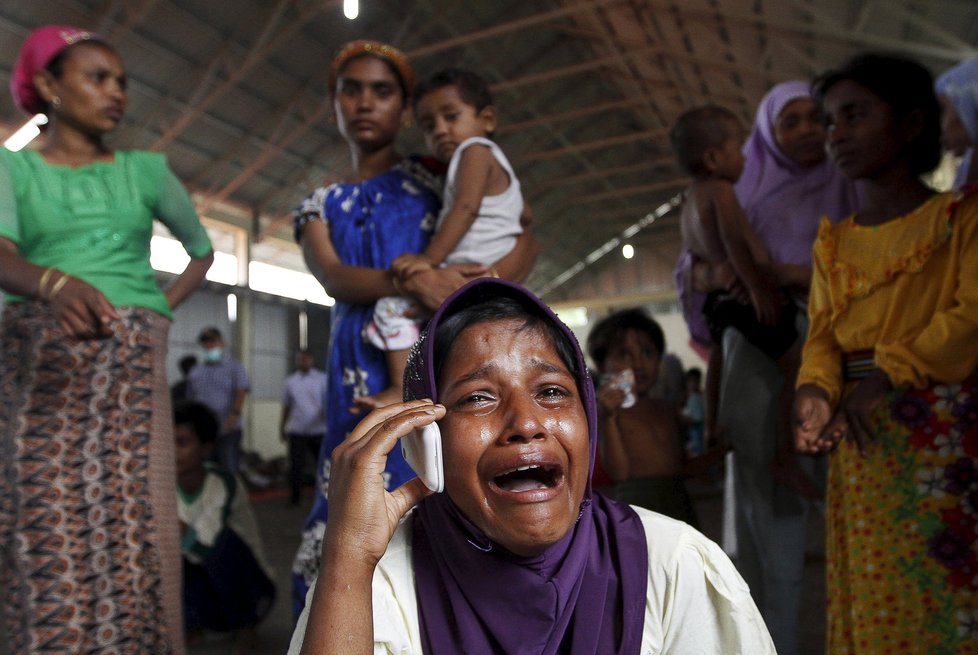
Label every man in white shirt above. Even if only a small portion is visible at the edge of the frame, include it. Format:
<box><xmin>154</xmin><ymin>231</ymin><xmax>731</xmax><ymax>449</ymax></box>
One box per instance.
<box><xmin>280</xmin><ymin>350</ymin><xmax>327</xmax><ymax>505</ymax></box>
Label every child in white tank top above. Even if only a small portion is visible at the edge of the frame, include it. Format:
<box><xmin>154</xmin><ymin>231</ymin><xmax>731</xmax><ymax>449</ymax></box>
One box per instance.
<box><xmin>360</xmin><ymin>69</ymin><xmax>524</xmax><ymax>410</ymax></box>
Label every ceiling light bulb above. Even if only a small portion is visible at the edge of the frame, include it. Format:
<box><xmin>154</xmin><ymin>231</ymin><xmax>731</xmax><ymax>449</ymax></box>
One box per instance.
<box><xmin>344</xmin><ymin>0</ymin><xmax>359</xmax><ymax>19</ymax></box>
<box><xmin>622</xmin><ymin>243</ymin><xmax>634</xmax><ymax>259</ymax></box>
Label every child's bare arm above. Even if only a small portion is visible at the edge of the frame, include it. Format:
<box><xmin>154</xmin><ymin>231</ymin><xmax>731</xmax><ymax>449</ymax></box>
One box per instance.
<box><xmin>711</xmin><ymin>182</ymin><xmax>769</xmax><ymax>289</ymax></box>
<box><xmin>423</xmin><ymin>144</ymin><xmax>500</xmax><ymax>265</ymax></box>
<box><xmin>711</xmin><ymin>182</ymin><xmax>779</xmax><ymax>324</ymax></box>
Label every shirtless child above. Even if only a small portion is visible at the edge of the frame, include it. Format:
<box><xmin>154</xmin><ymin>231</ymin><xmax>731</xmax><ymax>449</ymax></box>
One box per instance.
<box><xmin>588</xmin><ymin>309</ymin><xmax>711</xmax><ymax>525</ymax></box>
<box><xmin>670</xmin><ymin>105</ymin><xmax>817</xmax><ymax>500</ymax></box>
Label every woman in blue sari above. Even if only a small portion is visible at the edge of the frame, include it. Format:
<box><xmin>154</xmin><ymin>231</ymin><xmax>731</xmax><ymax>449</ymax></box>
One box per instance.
<box><xmin>290</xmin><ymin>41</ymin><xmax>534</xmax><ymax>614</ymax></box>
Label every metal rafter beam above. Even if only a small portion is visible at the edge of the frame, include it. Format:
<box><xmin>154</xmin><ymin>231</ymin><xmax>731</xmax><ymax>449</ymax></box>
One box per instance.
<box><xmin>853</xmin><ymin>0</ymin><xmax>876</xmax><ymax>33</ymax></box>
<box><xmin>774</xmin><ymin>37</ymin><xmax>820</xmax><ymax>71</ymax></box>
<box><xmin>698</xmin><ymin>0</ymin><xmax>978</xmax><ymax>61</ymax></box>
<box><xmin>149</xmin><ymin>0</ymin><xmax>336</xmax><ymax>150</ymax></box>
<box><xmin>570</xmin><ymin>3</ymin><xmax>669</xmax><ymax>128</ymax></box>
<box><xmin>101</xmin><ymin>0</ymin><xmax>163</xmax><ymax>43</ymax></box>
<box><xmin>881</xmin><ymin>2</ymin><xmax>974</xmax><ymax>51</ymax></box>
<box><xmin>515</xmin><ymin>128</ymin><xmax>668</xmax><ymax>164</ymax></box>
<box><xmin>532</xmin><ymin>157</ymin><xmax>677</xmax><ymax>189</ymax></box>
<box><xmin>191</xmin><ymin>63</ymin><xmax>328</xmax><ymax>190</ymax></box>
<box><xmin>561</xmin><ymin>178</ymin><xmax>687</xmax><ymax>204</ymax></box>
<box><xmin>496</xmin><ymin>98</ymin><xmax>647</xmax><ymax>134</ymax></box>
<box><xmin>490</xmin><ymin>40</ymin><xmax>777</xmax><ymax>96</ymax></box>
<box><xmin>404</xmin><ymin>0</ymin><xmax>619</xmax><ymax>59</ymax></box>
<box><xmin>197</xmin><ymin>99</ymin><xmax>332</xmax><ymax>214</ymax></box>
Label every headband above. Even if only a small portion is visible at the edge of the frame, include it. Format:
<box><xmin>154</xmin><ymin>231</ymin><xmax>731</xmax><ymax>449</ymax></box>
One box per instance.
<box><xmin>328</xmin><ymin>40</ymin><xmax>415</xmax><ymax>98</ymax></box>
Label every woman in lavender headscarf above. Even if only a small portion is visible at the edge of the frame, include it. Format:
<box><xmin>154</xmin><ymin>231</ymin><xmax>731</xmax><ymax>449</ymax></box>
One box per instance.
<box><xmin>679</xmin><ymin>80</ymin><xmax>857</xmax><ymax>655</ymax></box>
<box><xmin>935</xmin><ymin>57</ymin><xmax>978</xmax><ymax>189</ymax></box>
<box><xmin>288</xmin><ymin>278</ymin><xmax>774</xmax><ymax>654</ymax></box>
<box><xmin>734</xmin><ymin>80</ymin><xmax>857</xmax><ymax>283</ymax></box>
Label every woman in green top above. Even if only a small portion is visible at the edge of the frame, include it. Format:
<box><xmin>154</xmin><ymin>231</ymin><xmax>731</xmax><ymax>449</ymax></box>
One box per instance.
<box><xmin>0</xmin><ymin>25</ymin><xmax>213</xmax><ymax>654</ymax></box>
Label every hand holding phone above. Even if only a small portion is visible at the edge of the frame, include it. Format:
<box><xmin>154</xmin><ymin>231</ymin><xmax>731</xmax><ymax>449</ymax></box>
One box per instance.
<box><xmin>401</xmin><ymin>421</ymin><xmax>444</xmax><ymax>492</ymax></box>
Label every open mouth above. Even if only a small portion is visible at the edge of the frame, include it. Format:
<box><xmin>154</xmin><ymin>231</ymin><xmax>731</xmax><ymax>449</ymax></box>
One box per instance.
<box><xmin>492</xmin><ymin>464</ymin><xmax>560</xmax><ymax>492</ymax></box>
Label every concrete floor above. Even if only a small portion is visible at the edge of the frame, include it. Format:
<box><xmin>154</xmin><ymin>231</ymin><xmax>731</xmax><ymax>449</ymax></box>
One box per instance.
<box><xmin>188</xmin><ymin>481</ymin><xmax>827</xmax><ymax>655</ymax></box>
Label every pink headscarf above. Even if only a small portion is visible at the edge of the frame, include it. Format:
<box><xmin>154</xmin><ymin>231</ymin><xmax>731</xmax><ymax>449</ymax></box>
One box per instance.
<box><xmin>10</xmin><ymin>25</ymin><xmax>104</xmax><ymax>115</ymax></box>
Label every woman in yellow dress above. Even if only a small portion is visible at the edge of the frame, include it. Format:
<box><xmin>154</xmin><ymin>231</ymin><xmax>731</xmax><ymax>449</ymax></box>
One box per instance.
<box><xmin>794</xmin><ymin>54</ymin><xmax>978</xmax><ymax>654</ymax></box>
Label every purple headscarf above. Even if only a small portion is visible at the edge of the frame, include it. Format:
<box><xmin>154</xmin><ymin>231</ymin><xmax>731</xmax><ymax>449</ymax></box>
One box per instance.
<box><xmin>734</xmin><ymin>80</ymin><xmax>858</xmax><ymax>266</ymax></box>
<box><xmin>403</xmin><ymin>278</ymin><xmax>648</xmax><ymax>655</ymax></box>
<box><xmin>936</xmin><ymin>57</ymin><xmax>978</xmax><ymax>190</ymax></box>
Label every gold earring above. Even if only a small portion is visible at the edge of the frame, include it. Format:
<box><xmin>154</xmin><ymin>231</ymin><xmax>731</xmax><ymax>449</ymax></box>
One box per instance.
<box><xmin>50</xmin><ymin>96</ymin><xmax>62</xmax><ymax>108</ymax></box>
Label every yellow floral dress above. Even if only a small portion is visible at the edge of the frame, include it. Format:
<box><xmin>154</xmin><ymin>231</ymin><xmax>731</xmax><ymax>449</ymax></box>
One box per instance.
<box><xmin>797</xmin><ymin>188</ymin><xmax>978</xmax><ymax>654</ymax></box>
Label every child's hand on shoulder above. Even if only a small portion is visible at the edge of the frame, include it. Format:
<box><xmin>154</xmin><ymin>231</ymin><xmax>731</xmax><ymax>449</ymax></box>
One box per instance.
<box><xmin>391</xmin><ymin>253</ymin><xmax>436</xmax><ymax>278</ymax></box>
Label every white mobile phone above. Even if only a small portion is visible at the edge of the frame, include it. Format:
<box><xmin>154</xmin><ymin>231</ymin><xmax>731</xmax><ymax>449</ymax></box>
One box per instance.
<box><xmin>401</xmin><ymin>421</ymin><xmax>444</xmax><ymax>492</ymax></box>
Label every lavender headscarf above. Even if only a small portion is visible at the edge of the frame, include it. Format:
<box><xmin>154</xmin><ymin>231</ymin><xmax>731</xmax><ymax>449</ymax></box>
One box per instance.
<box><xmin>734</xmin><ymin>80</ymin><xmax>858</xmax><ymax>266</ymax></box>
<box><xmin>404</xmin><ymin>278</ymin><xmax>648</xmax><ymax>655</ymax></box>
<box><xmin>936</xmin><ymin>57</ymin><xmax>978</xmax><ymax>190</ymax></box>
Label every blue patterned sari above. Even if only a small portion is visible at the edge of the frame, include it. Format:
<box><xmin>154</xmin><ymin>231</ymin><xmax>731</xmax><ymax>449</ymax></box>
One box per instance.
<box><xmin>290</xmin><ymin>157</ymin><xmax>441</xmax><ymax>614</ymax></box>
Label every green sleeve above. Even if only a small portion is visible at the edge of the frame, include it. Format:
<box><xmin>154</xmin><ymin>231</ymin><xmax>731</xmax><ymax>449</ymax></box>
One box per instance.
<box><xmin>0</xmin><ymin>150</ymin><xmax>21</xmax><ymax>245</ymax></box>
<box><xmin>155</xmin><ymin>156</ymin><xmax>212</xmax><ymax>259</ymax></box>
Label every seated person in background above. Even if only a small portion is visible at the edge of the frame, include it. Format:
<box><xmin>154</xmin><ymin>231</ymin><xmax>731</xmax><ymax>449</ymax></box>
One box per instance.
<box><xmin>174</xmin><ymin>400</ymin><xmax>275</xmax><ymax>653</ymax></box>
<box><xmin>289</xmin><ymin>278</ymin><xmax>774</xmax><ymax>654</ymax></box>
<box><xmin>670</xmin><ymin>105</ymin><xmax>813</xmax><ymax>499</ymax></box>
<box><xmin>588</xmin><ymin>308</ymin><xmax>725</xmax><ymax>526</ymax></box>
<box><xmin>360</xmin><ymin>68</ymin><xmax>523</xmax><ymax>410</ymax></box>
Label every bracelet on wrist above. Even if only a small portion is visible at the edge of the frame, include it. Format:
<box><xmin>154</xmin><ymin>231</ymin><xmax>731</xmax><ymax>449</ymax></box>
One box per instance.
<box><xmin>47</xmin><ymin>274</ymin><xmax>70</xmax><ymax>301</ymax></box>
<box><xmin>38</xmin><ymin>267</ymin><xmax>56</xmax><ymax>300</ymax></box>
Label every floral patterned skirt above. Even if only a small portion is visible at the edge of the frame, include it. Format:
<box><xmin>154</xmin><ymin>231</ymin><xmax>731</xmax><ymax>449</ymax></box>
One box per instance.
<box><xmin>826</xmin><ymin>373</ymin><xmax>978</xmax><ymax>654</ymax></box>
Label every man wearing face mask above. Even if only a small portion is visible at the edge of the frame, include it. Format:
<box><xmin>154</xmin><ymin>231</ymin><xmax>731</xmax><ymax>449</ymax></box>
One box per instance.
<box><xmin>187</xmin><ymin>327</ymin><xmax>250</xmax><ymax>475</ymax></box>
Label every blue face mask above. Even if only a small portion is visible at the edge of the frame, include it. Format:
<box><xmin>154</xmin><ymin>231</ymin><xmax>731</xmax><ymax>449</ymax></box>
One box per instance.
<box><xmin>203</xmin><ymin>347</ymin><xmax>223</xmax><ymax>363</ymax></box>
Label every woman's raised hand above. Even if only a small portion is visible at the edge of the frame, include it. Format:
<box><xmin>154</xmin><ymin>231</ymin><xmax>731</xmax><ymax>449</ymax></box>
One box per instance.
<box><xmin>49</xmin><ymin>276</ymin><xmax>118</xmax><ymax>339</ymax></box>
<box><xmin>323</xmin><ymin>400</ymin><xmax>445</xmax><ymax>567</ymax></box>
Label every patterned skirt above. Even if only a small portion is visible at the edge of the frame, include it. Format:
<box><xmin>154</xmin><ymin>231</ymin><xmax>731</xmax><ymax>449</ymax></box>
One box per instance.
<box><xmin>0</xmin><ymin>303</ymin><xmax>184</xmax><ymax>654</ymax></box>
<box><xmin>826</xmin><ymin>373</ymin><xmax>978</xmax><ymax>654</ymax></box>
